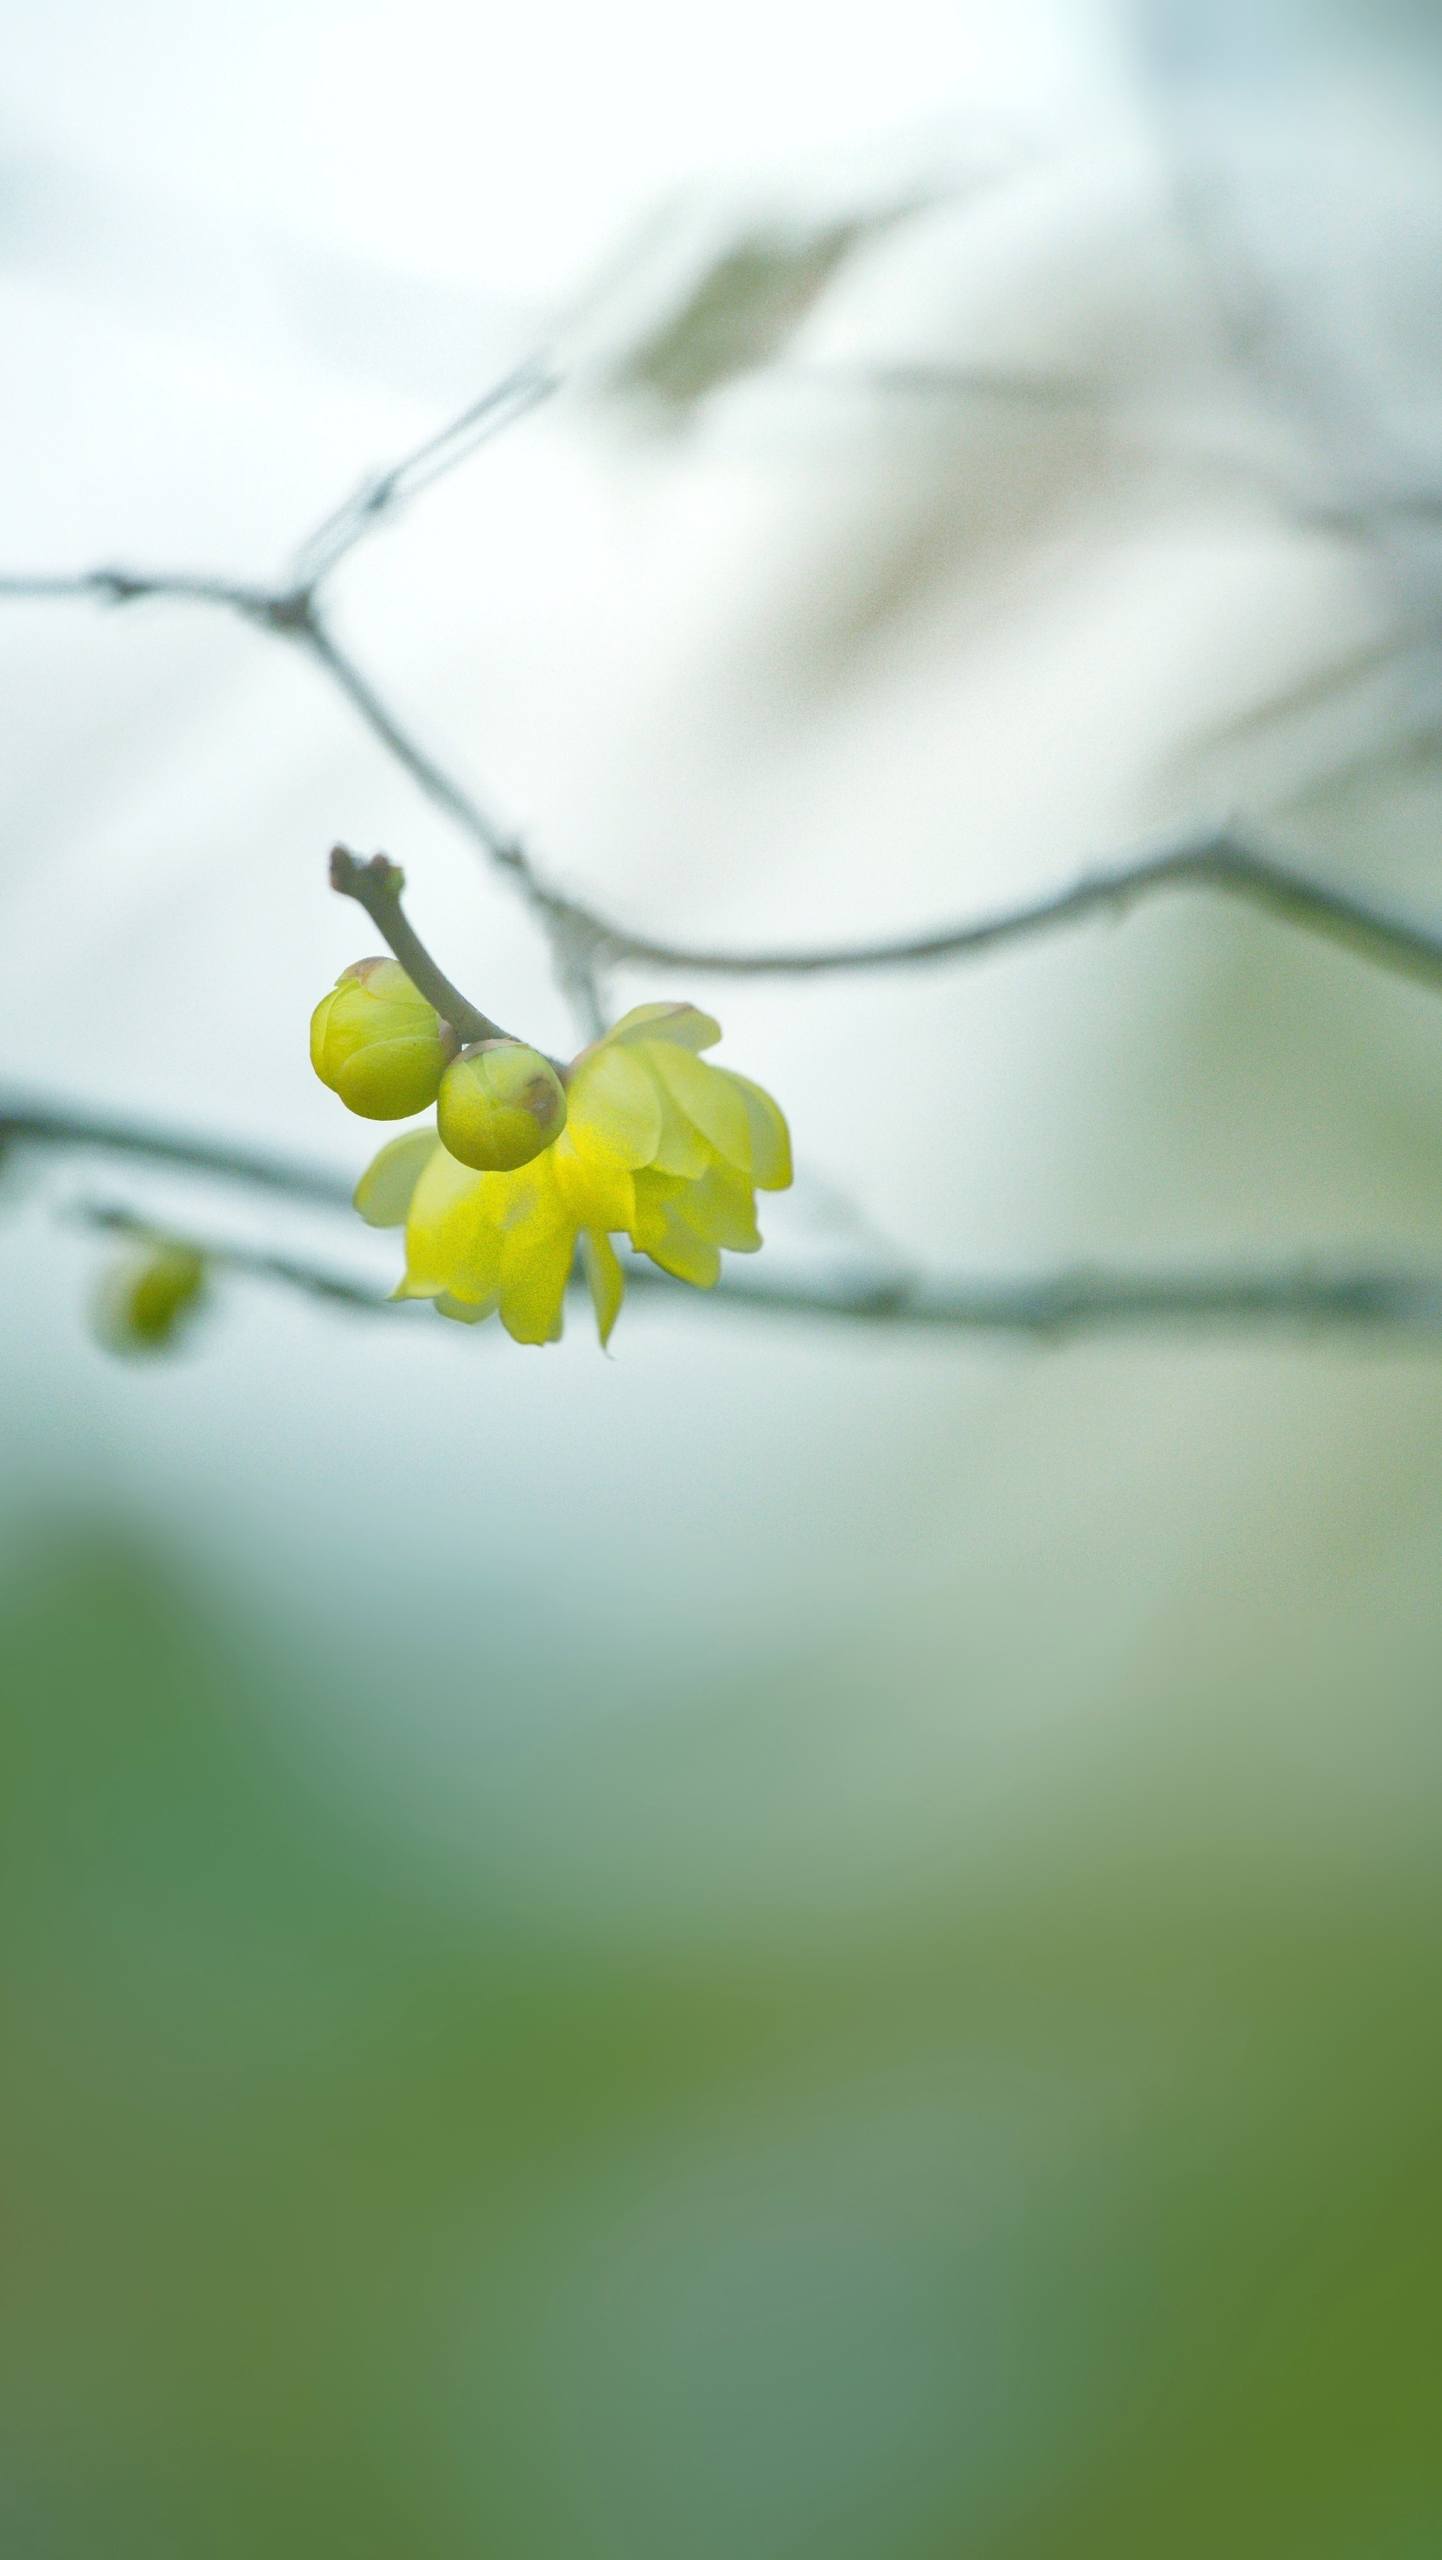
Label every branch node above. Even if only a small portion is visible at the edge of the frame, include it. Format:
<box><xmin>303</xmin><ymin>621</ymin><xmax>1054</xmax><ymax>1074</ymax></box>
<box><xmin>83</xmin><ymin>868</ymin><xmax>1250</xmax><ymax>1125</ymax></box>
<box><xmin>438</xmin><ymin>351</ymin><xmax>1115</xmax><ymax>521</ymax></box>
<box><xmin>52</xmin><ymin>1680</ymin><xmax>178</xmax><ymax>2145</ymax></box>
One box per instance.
<box><xmin>260</xmin><ymin>585</ymin><xmax>317</xmax><ymax>636</ymax></box>
<box><xmin>91</xmin><ymin>569</ymin><xmax>149</xmax><ymax>606</ymax></box>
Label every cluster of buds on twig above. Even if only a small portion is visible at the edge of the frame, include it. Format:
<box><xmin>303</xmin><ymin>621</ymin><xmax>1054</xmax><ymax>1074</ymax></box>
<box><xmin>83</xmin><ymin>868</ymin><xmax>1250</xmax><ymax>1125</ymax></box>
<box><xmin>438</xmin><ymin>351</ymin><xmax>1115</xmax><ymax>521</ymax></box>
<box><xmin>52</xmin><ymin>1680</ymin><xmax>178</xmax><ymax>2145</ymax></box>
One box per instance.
<box><xmin>311</xmin><ymin>849</ymin><xmax>791</xmax><ymax>1347</ymax></box>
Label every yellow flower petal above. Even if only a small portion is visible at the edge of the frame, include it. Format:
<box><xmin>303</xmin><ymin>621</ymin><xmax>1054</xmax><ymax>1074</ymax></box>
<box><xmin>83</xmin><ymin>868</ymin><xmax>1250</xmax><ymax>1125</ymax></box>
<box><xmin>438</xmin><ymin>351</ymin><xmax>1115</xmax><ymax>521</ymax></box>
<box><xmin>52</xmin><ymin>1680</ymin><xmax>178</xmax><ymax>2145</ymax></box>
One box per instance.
<box><xmin>717</xmin><ymin>1070</ymin><xmax>792</xmax><ymax>1190</ymax></box>
<box><xmin>605</xmin><ymin>1002</ymin><xmax>721</xmax><ymax>1052</ymax></box>
<box><xmin>402</xmin><ymin>1146</ymin><xmax>504</xmax><ymax>1302</ymax></box>
<box><xmin>551</xmin><ymin>1125</ymin><xmax>636</xmax><ymax>1232</ymax></box>
<box><xmin>677</xmin><ymin>1161</ymin><xmax>761</xmax><ymax>1253</ymax></box>
<box><xmin>631</xmin><ymin>1176</ymin><xmax>722</xmax><ymax>1288</ymax></box>
<box><xmin>492</xmin><ymin>1148</ymin><xmax>563</xmax><ymax>1234</ymax></box>
<box><xmin>498</xmin><ymin>1220</ymin><xmax>573</xmax><ymax>1345</ymax></box>
<box><xmin>354</xmin><ymin>1128</ymin><xmax>440</xmax><ymax>1228</ymax></box>
<box><xmin>650</xmin><ymin>1083</ymin><xmax>714</xmax><ymax>1179</ymax></box>
<box><xmin>646</xmin><ymin>1042</ymin><xmax>752</xmax><ymax>1171</ymax></box>
<box><xmin>434</xmin><ymin>1291</ymin><xmax>500</xmax><ymax>1326</ymax></box>
<box><xmin>568</xmin><ymin>1042</ymin><xmax>663</xmax><ymax>1168</ymax></box>
<box><xmin>580</xmin><ymin>1230</ymin><xmax>625</xmax><ymax>1347</ymax></box>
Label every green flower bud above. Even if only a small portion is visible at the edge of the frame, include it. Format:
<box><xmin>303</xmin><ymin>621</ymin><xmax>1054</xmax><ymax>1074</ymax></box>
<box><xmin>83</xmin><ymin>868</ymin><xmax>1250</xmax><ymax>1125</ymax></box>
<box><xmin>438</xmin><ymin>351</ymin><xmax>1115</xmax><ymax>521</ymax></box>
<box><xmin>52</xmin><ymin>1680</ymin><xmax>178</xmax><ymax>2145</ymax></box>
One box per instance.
<box><xmin>310</xmin><ymin>958</ymin><xmax>455</xmax><ymax>1120</ymax></box>
<box><xmin>99</xmin><ymin>1244</ymin><xmax>207</xmax><ymax>1355</ymax></box>
<box><xmin>437</xmin><ymin>1040</ymin><xmax>568</xmax><ymax>1172</ymax></box>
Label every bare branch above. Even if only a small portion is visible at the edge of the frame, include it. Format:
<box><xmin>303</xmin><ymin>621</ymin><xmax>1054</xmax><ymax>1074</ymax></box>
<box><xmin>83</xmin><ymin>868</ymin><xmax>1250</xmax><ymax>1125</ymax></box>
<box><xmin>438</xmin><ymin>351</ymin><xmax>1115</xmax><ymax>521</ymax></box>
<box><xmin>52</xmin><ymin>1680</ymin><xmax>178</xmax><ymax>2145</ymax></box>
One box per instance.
<box><xmin>70</xmin><ymin>1194</ymin><xmax>1442</xmax><ymax>1345</ymax></box>
<box><xmin>8</xmin><ymin>303</ymin><xmax>1442</xmax><ymax>1022</ymax></box>
<box><xmin>301</xmin><ymin>615</ymin><xmax>519</xmax><ymax>861</ymax></box>
<box><xmin>300</xmin><ymin>616</ymin><xmax>620</xmax><ymax>958</ymax></box>
<box><xmin>0</xmin><ymin>1092</ymin><xmax>356</xmax><ymax>1203</ymax></box>
<box><xmin>290</xmin><ymin>355</ymin><xmax>559</xmax><ymax>587</ymax></box>
<box><xmin>707</xmin><ymin>1260</ymin><xmax>1442</xmax><ymax>1337</ymax></box>
<box><xmin>569</xmin><ymin>827</ymin><xmax>1442</xmax><ymax>989</ymax></box>
<box><xmin>10</xmin><ymin>1100</ymin><xmax>1442</xmax><ymax>1347</ymax></box>
<box><xmin>80</xmin><ymin>1201</ymin><xmax>393</xmax><ymax>1313</ymax></box>
<box><xmin>8</xmin><ymin>534</ymin><xmax>1442</xmax><ymax>1002</ymax></box>
<box><xmin>0</xmin><ymin>566</ymin><xmax>296</xmax><ymax>622</ymax></box>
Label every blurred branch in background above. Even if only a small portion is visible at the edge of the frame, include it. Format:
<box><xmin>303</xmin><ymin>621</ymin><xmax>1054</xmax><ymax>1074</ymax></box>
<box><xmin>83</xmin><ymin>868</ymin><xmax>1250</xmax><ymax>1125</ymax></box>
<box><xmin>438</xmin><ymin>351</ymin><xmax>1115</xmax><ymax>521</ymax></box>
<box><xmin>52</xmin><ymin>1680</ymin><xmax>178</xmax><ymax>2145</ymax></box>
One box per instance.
<box><xmin>0</xmin><ymin>1093</ymin><xmax>354</xmax><ymax>1204</ymax></box>
<box><xmin>19</xmin><ymin>1134</ymin><xmax>1442</xmax><ymax>1345</ymax></box>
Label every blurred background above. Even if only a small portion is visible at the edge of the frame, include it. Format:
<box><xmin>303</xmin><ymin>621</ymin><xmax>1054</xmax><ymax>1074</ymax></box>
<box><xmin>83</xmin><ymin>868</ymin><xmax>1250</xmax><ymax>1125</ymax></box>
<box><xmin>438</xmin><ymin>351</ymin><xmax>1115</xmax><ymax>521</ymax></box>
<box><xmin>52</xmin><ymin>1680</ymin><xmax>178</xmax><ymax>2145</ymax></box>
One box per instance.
<box><xmin>4</xmin><ymin>1</ymin><xmax>1442</xmax><ymax>2550</ymax></box>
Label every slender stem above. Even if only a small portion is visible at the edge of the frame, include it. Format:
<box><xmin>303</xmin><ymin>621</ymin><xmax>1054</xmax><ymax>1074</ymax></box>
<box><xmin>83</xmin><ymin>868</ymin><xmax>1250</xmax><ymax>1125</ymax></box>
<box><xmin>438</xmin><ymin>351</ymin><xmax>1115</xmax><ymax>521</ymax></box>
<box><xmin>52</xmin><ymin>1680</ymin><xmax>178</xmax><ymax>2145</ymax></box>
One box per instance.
<box><xmin>0</xmin><ymin>567</ymin><xmax>283</xmax><ymax>615</ymax></box>
<box><xmin>290</xmin><ymin>357</ymin><xmax>558</xmax><ymax>586</ymax></box>
<box><xmin>328</xmin><ymin>846</ymin><xmax>506</xmax><ymax>1044</ymax></box>
<box><xmin>307</xmin><ymin>621</ymin><xmax>520</xmax><ymax>862</ymax></box>
<box><xmin>693</xmin><ymin>1259</ymin><xmax>1442</xmax><ymax>1335</ymax></box>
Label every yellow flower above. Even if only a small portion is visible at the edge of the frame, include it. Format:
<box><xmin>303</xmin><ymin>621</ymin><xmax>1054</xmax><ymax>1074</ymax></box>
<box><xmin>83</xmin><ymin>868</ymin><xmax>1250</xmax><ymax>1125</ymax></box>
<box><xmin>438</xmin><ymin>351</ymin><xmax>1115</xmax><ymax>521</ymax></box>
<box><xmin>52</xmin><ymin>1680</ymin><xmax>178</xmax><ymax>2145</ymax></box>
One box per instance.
<box><xmin>310</xmin><ymin>958</ymin><xmax>455</xmax><ymax>1120</ymax></box>
<box><xmin>354</xmin><ymin>1003</ymin><xmax>792</xmax><ymax>1347</ymax></box>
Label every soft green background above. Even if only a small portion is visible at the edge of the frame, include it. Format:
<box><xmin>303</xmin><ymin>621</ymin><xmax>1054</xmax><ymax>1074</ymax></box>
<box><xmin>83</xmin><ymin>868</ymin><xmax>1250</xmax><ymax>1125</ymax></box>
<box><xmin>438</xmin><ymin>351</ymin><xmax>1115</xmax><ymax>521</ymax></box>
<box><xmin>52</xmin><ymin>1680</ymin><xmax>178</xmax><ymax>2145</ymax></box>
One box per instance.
<box><xmin>4</xmin><ymin>1482</ymin><xmax>1441</xmax><ymax>2557</ymax></box>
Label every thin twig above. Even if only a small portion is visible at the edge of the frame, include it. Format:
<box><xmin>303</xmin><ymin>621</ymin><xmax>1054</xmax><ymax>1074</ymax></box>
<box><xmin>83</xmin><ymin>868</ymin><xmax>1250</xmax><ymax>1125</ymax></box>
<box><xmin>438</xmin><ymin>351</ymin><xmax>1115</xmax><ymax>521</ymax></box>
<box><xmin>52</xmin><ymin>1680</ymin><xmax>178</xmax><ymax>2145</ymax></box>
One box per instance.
<box><xmin>70</xmin><ymin>1193</ymin><xmax>1442</xmax><ymax>1344</ymax></box>
<box><xmin>0</xmin><ymin>1093</ymin><xmax>355</xmax><ymax>1203</ymax></box>
<box><xmin>0</xmin><ymin>566</ymin><xmax>299</xmax><ymax>622</ymax></box>
<box><xmin>700</xmin><ymin>1260</ymin><xmax>1442</xmax><ymax>1336</ymax></box>
<box><xmin>15</xmin><ymin>1103</ymin><xmax>1442</xmax><ymax>1345</ymax></box>
<box><xmin>290</xmin><ymin>356</ymin><xmax>559</xmax><ymax>587</ymax></box>
<box><xmin>302</xmin><ymin>614</ymin><xmax>521</xmax><ymax>862</ymax></box>
<box><xmin>301</xmin><ymin>614</ymin><xmax>620</xmax><ymax>956</ymax></box>
<box><xmin>562</xmin><ymin>827</ymin><xmax>1442</xmax><ymax>988</ymax></box>
<box><xmin>80</xmin><ymin>1202</ymin><xmax>393</xmax><ymax>1312</ymax></box>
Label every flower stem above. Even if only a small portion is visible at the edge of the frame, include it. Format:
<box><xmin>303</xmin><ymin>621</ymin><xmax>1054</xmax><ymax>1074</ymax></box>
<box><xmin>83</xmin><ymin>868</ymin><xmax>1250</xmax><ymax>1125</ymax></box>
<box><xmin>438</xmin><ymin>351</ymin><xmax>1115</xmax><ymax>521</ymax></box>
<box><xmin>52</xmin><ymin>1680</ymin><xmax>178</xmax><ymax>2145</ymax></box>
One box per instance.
<box><xmin>328</xmin><ymin>845</ymin><xmax>505</xmax><ymax>1045</ymax></box>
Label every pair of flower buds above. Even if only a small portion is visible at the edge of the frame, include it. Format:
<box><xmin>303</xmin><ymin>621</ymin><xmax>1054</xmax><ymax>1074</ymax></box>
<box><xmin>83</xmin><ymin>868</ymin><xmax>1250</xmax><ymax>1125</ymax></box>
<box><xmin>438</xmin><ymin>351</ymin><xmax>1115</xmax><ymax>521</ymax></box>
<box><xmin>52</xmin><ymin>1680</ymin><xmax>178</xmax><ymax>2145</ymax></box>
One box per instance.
<box><xmin>309</xmin><ymin>957</ymin><xmax>566</xmax><ymax>1170</ymax></box>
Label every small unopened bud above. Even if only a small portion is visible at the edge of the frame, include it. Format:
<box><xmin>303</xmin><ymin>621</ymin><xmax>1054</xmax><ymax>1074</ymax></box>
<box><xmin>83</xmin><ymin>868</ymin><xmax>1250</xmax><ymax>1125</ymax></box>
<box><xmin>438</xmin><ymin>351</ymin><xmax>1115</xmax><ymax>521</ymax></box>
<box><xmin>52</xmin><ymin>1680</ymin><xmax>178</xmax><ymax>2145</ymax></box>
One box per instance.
<box><xmin>99</xmin><ymin>1244</ymin><xmax>207</xmax><ymax>1355</ymax></box>
<box><xmin>310</xmin><ymin>958</ymin><xmax>455</xmax><ymax>1120</ymax></box>
<box><xmin>437</xmin><ymin>1040</ymin><xmax>567</xmax><ymax>1171</ymax></box>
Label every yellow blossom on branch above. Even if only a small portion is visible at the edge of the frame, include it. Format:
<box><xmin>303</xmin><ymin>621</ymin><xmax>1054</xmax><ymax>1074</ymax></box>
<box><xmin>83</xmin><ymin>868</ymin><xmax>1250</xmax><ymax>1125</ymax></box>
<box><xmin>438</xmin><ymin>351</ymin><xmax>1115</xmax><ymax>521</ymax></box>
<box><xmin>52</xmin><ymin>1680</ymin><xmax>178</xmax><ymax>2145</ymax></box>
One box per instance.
<box><xmin>313</xmin><ymin>853</ymin><xmax>792</xmax><ymax>1348</ymax></box>
<box><xmin>356</xmin><ymin>1003</ymin><xmax>791</xmax><ymax>1347</ymax></box>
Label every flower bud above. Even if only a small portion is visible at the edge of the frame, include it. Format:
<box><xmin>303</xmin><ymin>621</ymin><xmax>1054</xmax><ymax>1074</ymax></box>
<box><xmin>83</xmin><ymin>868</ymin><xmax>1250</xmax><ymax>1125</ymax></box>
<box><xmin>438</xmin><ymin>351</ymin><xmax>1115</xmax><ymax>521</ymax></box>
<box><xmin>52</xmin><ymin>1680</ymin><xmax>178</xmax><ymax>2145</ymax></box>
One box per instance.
<box><xmin>99</xmin><ymin>1244</ymin><xmax>207</xmax><ymax>1355</ymax></box>
<box><xmin>437</xmin><ymin>1040</ymin><xmax>567</xmax><ymax>1171</ymax></box>
<box><xmin>310</xmin><ymin>958</ymin><xmax>455</xmax><ymax>1120</ymax></box>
